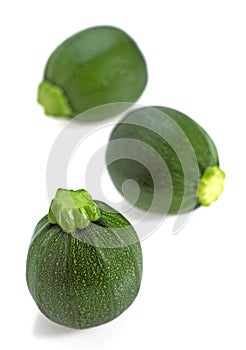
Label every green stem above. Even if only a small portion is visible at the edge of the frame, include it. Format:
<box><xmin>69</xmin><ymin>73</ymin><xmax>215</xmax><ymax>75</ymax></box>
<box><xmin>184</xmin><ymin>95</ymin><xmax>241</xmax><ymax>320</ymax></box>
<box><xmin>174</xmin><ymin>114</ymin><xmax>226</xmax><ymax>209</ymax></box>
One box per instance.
<box><xmin>197</xmin><ymin>166</ymin><xmax>225</xmax><ymax>206</ymax></box>
<box><xmin>37</xmin><ymin>80</ymin><xmax>73</xmax><ymax>117</ymax></box>
<box><xmin>48</xmin><ymin>189</ymin><xmax>100</xmax><ymax>232</ymax></box>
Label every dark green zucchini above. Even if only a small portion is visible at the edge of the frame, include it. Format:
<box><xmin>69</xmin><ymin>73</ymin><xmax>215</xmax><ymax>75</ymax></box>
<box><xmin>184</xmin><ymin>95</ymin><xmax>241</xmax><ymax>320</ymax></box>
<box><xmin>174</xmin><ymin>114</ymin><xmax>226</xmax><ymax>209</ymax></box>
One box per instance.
<box><xmin>37</xmin><ymin>26</ymin><xmax>147</xmax><ymax>117</ymax></box>
<box><xmin>26</xmin><ymin>189</ymin><xmax>142</xmax><ymax>329</ymax></box>
<box><xmin>106</xmin><ymin>106</ymin><xmax>225</xmax><ymax>214</ymax></box>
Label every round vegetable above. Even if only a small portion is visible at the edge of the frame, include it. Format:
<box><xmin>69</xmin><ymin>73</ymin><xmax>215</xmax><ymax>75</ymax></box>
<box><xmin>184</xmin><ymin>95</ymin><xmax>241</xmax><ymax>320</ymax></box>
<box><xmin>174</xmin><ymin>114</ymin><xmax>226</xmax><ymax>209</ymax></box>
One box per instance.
<box><xmin>26</xmin><ymin>189</ymin><xmax>142</xmax><ymax>329</ymax></box>
<box><xmin>106</xmin><ymin>106</ymin><xmax>225</xmax><ymax>214</ymax></box>
<box><xmin>37</xmin><ymin>26</ymin><xmax>148</xmax><ymax>117</ymax></box>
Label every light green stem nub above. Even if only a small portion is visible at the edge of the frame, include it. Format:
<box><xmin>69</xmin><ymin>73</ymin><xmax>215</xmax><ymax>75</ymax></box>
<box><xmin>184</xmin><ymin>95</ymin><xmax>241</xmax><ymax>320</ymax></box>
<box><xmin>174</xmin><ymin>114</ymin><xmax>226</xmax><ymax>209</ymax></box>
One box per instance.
<box><xmin>197</xmin><ymin>166</ymin><xmax>225</xmax><ymax>206</ymax></box>
<box><xmin>37</xmin><ymin>80</ymin><xmax>73</xmax><ymax>117</ymax></box>
<box><xmin>48</xmin><ymin>189</ymin><xmax>100</xmax><ymax>232</ymax></box>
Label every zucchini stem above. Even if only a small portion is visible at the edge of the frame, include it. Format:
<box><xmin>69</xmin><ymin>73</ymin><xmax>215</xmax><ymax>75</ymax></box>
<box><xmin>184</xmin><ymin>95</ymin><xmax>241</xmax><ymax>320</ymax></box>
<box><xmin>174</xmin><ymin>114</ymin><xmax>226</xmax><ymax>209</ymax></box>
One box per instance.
<box><xmin>37</xmin><ymin>80</ymin><xmax>73</xmax><ymax>117</ymax></box>
<box><xmin>197</xmin><ymin>166</ymin><xmax>225</xmax><ymax>206</ymax></box>
<box><xmin>48</xmin><ymin>189</ymin><xmax>100</xmax><ymax>232</ymax></box>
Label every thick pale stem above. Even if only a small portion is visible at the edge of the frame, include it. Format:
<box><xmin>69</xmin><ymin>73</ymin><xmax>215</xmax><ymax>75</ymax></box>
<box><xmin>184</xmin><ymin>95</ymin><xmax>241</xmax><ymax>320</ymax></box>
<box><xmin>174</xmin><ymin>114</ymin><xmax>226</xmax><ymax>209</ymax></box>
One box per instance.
<box><xmin>37</xmin><ymin>80</ymin><xmax>73</xmax><ymax>117</ymax></box>
<box><xmin>48</xmin><ymin>189</ymin><xmax>100</xmax><ymax>232</ymax></box>
<box><xmin>197</xmin><ymin>166</ymin><xmax>225</xmax><ymax>206</ymax></box>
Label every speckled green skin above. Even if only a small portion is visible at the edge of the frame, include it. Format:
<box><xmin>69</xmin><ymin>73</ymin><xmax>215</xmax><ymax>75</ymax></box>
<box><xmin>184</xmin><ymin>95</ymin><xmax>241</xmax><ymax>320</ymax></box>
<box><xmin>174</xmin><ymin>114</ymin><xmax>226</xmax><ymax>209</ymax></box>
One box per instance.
<box><xmin>106</xmin><ymin>106</ymin><xmax>219</xmax><ymax>214</ymax></box>
<box><xmin>26</xmin><ymin>201</ymin><xmax>142</xmax><ymax>329</ymax></box>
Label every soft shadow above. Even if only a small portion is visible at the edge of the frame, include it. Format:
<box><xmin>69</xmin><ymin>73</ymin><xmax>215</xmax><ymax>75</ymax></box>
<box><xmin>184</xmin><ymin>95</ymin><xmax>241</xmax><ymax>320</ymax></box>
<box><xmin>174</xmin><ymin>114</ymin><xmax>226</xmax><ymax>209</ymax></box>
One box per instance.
<box><xmin>72</xmin><ymin>102</ymin><xmax>135</xmax><ymax>124</ymax></box>
<box><xmin>32</xmin><ymin>313</ymin><xmax>77</xmax><ymax>338</ymax></box>
<box><xmin>32</xmin><ymin>311</ymin><xmax>130</xmax><ymax>342</ymax></box>
<box><xmin>44</xmin><ymin>102</ymin><xmax>135</xmax><ymax>124</ymax></box>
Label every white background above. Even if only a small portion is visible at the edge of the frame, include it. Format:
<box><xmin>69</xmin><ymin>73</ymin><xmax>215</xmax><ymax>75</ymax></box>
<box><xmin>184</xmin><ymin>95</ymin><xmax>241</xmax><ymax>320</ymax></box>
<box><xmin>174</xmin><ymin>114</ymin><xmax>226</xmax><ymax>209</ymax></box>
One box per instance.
<box><xmin>1</xmin><ymin>0</ymin><xmax>246</xmax><ymax>349</ymax></box>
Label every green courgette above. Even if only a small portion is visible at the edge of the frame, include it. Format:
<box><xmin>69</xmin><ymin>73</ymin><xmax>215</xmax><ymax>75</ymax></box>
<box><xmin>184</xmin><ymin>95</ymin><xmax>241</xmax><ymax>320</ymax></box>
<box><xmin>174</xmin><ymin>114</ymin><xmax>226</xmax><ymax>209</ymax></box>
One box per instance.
<box><xmin>26</xmin><ymin>189</ymin><xmax>142</xmax><ymax>329</ymax></box>
<box><xmin>37</xmin><ymin>26</ymin><xmax>147</xmax><ymax>117</ymax></box>
<box><xmin>106</xmin><ymin>106</ymin><xmax>225</xmax><ymax>214</ymax></box>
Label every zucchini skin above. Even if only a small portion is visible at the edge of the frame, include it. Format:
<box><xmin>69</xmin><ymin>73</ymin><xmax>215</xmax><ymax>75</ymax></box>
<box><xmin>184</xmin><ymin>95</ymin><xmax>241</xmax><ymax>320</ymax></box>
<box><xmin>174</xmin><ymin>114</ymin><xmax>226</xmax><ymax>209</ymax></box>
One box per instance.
<box><xmin>106</xmin><ymin>106</ymin><xmax>219</xmax><ymax>214</ymax></box>
<box><xmin>26</xmin><ymin>201</ymin><xmax>142</xmax><ymax>329</ymax></box>
<box><xmin>42</xmin><ymin>26</ymin><xmax>147</xmax><ymax>116</ymax></box>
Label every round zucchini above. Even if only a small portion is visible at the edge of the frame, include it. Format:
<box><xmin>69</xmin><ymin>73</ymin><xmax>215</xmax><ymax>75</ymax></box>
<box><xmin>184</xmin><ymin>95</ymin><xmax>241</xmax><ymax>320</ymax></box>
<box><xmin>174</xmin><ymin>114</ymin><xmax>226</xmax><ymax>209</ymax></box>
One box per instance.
<box><xmin>26</xmin><ymin>189</ymin><xmax>142</xmax><ymax>329</ymax></box>
<box><xmin>37</xmin><ymin>26</ymin><xmax>147</xmax><ymax>117</ymax></box>
<box><xmin>106</xmin><ymin>106</ymin><xmax>225</xmax><ymax>214</ymax></box>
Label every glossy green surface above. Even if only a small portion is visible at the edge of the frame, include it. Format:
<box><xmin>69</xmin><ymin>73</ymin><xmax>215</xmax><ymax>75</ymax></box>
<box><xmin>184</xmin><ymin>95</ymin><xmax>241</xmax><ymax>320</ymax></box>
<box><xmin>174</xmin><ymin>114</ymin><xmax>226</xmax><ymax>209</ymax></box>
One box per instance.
<box><xmin>26</xmin><ymin>201</ymin><xmax>142</xmax><ymax>329</ymax></box>
<box><xmin>38</xmin><ymin>26</ymin><xmax>147</xmax><ymax>117</ymax></box>
<box><xmin>106</xmin><ymin>106</ymin><xmax>221</xmax><ymax>214</ymax></box>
